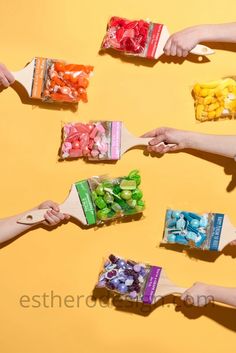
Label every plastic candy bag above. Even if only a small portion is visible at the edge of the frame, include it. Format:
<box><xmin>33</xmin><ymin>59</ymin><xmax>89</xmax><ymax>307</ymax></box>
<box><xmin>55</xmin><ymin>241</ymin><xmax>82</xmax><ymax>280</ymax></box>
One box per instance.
<box><xmin>162</xmin><ymin>209</ymin><xmax>217</xmax><ymax>250</ymax></box>
<box><xmin>61</xmin><ymin>121</ymin><xmax>121</xmax><ymax>160</ymax></box>
<box><xmin>79</xmin><ymin>170</ymin><xmax>145</xmax><ymax>224</ymax></box>
<box><xmin>101</xmin><ymin>16</ymin><xmax>163</xmax><ymax>59</ymax></box>
<box><xmin>41</xmin><ymin>59</ymin><xmax>93</xmax><ymax>103</ymax></box>
<box><xmin>96</xmin><ymin>254</ymin><xmax>162</xmax><ymax>304</ymax></box>
<box><xmin>193</xmin><ymin>78</ymin><xmax>236</xmax><ymax>122</ymax></box>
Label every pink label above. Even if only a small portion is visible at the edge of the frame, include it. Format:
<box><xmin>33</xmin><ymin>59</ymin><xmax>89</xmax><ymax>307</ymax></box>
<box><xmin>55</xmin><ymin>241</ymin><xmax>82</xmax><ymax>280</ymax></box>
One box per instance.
<box><xmin>111</xmin><ymin>121</ymin><xmax>121</xmax><ymax>160</ymax></box>
<box><xmin>146</xmin><ymin>23</ymin><xmax>163</xmax><ymax>59</ymax></box>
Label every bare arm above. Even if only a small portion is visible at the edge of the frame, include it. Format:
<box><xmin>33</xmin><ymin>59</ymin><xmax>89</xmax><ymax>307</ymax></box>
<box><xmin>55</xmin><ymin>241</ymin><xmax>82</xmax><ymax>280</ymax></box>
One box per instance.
<box><xmin>181</xmin><ymin>282</ymin><xmax>236</xmax><ymax>308</ymax></box>
<box><xmin>142</xmin><ymin>127</ymin><xmax>236</xmax><ymax>159</ymax></box>
<box><xmin>164</xmin><ymin>23</ymin><xmax>236</xmax><ymax>57</ymax></box>
<box><xmin>0</xmin><ymin>201</ymin><xmax>70</xmax><ymax>244</ymax></box>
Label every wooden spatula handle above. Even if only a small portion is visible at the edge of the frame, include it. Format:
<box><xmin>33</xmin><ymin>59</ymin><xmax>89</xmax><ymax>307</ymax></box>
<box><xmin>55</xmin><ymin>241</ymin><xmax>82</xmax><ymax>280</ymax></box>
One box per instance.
<box><xmin>190</xmin><ymin>44</ymin><xmax>214</xmax><ymax>56</ymax></box>
<box><xmin>17</xmin><ymin>209</ymin><xmax>50</xmax><ymax>224</ymax></box>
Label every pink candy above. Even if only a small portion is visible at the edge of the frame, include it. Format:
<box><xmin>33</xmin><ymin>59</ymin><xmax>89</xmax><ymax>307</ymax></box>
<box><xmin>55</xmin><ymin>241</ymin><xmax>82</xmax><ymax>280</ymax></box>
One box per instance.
<box><xmin>61</xmin><ymin>122</ymin><xmax>110</xmax><ymax>160</ymax></box>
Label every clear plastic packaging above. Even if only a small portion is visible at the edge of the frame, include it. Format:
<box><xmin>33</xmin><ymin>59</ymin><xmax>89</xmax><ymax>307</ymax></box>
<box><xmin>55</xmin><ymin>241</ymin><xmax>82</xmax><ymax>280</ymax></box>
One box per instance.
<box><xmin>162</xmin><ymin>209</ymin><xmax>224</xmax><ymax>251</ymax></box>
<box><xmin>61</xmin><ymin>121</ymin><xmax>122</xmax><ymax>160</ymax></box>
<box><xmin>193</xmin><ymin>78</ymin><xmax>236</xmax><ymax>122</ymax></box>
<box><xmin>96</xmin><ymin>254</ymin><xmax>162</xmax><ymax>304</ymax></box>
<box><xmin>77</xmin><ymin>170</ymin><xmax>145</xmax><ymax>224</ymax></box>
<box><xmin>101</xmin><ymin>16</ymin><xmax>163</xmax><ymax>59</ymax></box>
<box><xmin>39</xmin><ymin>59</ymin><xmax>93</xmax><ymax>103</ymax></box>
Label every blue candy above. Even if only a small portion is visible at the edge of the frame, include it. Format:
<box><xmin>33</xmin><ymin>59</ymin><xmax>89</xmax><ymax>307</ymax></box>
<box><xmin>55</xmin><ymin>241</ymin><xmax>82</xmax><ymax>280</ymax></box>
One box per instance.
<box><xmin>167</xmin><ymin>234</ymin><xmax>176</xmax><ymax>243</ymax></box>
<box><xmin>175</xmin><ymin>235</ymin><xmax>188</xmax><ymax>245</ymax></box>
<box><xmin>167</xmin><ymin>219</ymin><xmax>177</xmax><ymax>228</ymax></box>
<box><xmin>172</xmin><ymin>210</ymin><xmax>181</xmax><ymax>219</ymax></box>
<box><xmin>176</xmin><ymin>217</ymin><xmax>186</xmax><ymax>229</ymax></box>
<box><xmin>186</xmin><ymin>232</ymin><xmax>198</xmax><ymax>241</ymax></box>
<box><xmin>190</xmin><ymin>219</ymin><xmax>200</xmax><ymax>228</ymax></box>
<box><xmin>188</xmin><ymin>212</ymin><xmax>201</xmax><ymax>221</ymax></box>
<box><xmin>166</xmin><ymin>210</ymin><xmax>173</xmax><ymax>219</ymax></box>
<box><xmin>195</xmin><ymin>233</ymin><xmax>207</xmax><ymax>248</ymax></box>
<box><xmin>199</xmin><ymin>216</ymin><xmax>208</xmax><ymax>227</ymax></box>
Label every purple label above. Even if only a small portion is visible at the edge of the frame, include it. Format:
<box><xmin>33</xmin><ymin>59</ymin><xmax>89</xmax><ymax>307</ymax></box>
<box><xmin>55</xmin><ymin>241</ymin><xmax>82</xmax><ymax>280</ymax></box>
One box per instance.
<box><xmin>143</xmin><ymin>266</ymin><xmax>162</xmax><ymax>304</ymax></box>
<box><xmin>111</xmin><ymin>121</ymin><xmax>121</xmax><ymax>160</ymax></box>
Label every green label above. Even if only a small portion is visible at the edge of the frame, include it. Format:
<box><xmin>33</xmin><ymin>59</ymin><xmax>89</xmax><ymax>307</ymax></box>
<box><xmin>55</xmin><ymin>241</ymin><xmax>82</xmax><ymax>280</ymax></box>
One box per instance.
<box><xmin>75</xmin><ymin>180</ymin><xmax>96</xmax><ymax>225</ymax></box>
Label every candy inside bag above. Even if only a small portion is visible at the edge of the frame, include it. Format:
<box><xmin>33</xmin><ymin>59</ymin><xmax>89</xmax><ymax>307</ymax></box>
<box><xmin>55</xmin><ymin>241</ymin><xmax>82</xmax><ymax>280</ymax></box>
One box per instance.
<box><xmin>96</xmin><ymin>254</ymin><xmax>162</xmax><ymax>304</ymax></box>
<box><xmin>61</xmin><ymin>121</ymin><xmax>122</xmax><ymax>160</ymax></box>
<box><xmin>87</xmin><ymin>170</ymin><xmax>145</xmax><ymax>223</ymax></box>
<box><xmin>162</xmin><ymin>209</ymin><xmax>217</xmax><ymax>250</ymax></box>
<box><xmin>193</xmin><ymin>78</ymin><xmax>236</xmax><ymax>122</ymax></box>
<box><xmin>101</xmin><ymin>16</ymin><xmax>163</xmax><ymax>59</ymax></box>
<box><xmin>41</xmin><ymin>59</ymin><xmax>93</xmax><ymax>103</ymax></box>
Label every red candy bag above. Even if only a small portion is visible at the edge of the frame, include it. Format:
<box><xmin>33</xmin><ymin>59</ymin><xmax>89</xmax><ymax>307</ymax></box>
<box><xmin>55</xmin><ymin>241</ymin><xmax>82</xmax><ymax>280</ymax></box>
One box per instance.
<box><xmin>101</xmin><ymin>16</ymin><xmax>163</xmax><ymax>59</ymax></box>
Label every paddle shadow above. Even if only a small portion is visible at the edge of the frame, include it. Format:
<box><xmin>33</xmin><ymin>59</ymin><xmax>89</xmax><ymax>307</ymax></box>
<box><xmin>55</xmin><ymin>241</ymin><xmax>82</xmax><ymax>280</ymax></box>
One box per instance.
<box><xmin>92</xmin><ymin>288</ymin><xmax>236</xmax><ymax>331</ymax></box>
<box><xmin>99</xmin><ymin>48</ymin><xmax>209</xmax><ymax>67</ymax></box>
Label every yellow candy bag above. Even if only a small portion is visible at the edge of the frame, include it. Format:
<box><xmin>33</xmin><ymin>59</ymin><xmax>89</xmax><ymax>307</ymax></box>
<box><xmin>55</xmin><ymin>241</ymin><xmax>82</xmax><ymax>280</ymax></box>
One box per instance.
<box><xmin>193</xmin><ymin>77</ymin><xmax>236</xmax><ymax>122</ymax></box>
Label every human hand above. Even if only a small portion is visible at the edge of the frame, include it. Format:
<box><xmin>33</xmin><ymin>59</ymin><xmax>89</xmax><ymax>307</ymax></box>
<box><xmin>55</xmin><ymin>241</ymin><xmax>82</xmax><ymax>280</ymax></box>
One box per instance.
<box><xmin>38</xmin><ymin>200</ymin><xmax>70</xmax><ymax>227</ymax></box>
<box><xmin>142</xmin><ymin>127</ymin><xmax>191</xmax><ymax>154</ymax></box>
<box><xmin>181</xmin><ymin>282</ymin><xmax>213</xmax><ymax>307</ymax></box>
<box><xmin>164</xmin><ymin>26</ymin><xmax>205</xmax><ymax>57</ymax></box>
<box><xmin>0</xmin><ymin>63</ymin><xmax>15</xmax><ymax>88</ymax></box>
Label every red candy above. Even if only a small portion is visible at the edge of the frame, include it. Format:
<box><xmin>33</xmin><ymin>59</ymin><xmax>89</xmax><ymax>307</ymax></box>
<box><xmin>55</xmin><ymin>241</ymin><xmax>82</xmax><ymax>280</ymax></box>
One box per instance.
<box><xmin>42</xmin><ymin>60</ymin><xmax>93</xmax><ymax>103</ymax></box>
<box><xmin>102</xmin><ymin>16</ymin><xmax>150</xmax><ymax>55</ymax></box>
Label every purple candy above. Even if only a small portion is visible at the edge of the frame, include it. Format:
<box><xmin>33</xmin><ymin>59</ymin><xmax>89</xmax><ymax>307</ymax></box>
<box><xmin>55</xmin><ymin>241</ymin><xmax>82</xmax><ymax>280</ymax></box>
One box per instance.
<box><xmin>116</xmin><ymin>259</ymin><xmax>127</xmax><ymax>269</ymax></box>
<box><xmin>106</xmin><ymin>269</ymin><xmax>117</xmax><ymax>279</ymax></box>
<box><xmin>133</xmin><ymin>264</ymin><xmax>141</xmax><ymax>273</ymax></box>
<box><xmin>129</xmin><ymin>291</ymin><xmax>138</xmax><ymax>299</ymax></box>
<box><xmin>110</xmin><ymin>278</ymin><xmax>120</xmax><ymax>288</ymax></box>
<box><xmin>118</xmin><ymin>283</ymin><xmax>128</xmax><ymax>294</ymax></box>
<box><xmin>97</xmin><ymin>280</ymin><xmax>106</xmax><ymax>288</ymax></box>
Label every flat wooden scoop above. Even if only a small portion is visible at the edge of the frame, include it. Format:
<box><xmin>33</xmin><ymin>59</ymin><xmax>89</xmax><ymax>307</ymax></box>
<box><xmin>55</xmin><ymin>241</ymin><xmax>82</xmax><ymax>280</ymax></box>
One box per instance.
<box><xmin>110</xmin><ymin>122</ymin><xmax>175</xmax><ymax>159</ymax></box>
<box><xmin>12</xmin><ymin>57</ymin><xmax>47</xmax><ymax>99</ymax></box>
<box><xmin>142</xmin><ymin>266</ymin><xmax>186</xmax><ymax>304</ymax></box>
<box><xmin>18</xmin><ymin>181</ymin><xmax>96</xmax><ymax>226</ymax></box>
<box><xmin>153</xmin><ymin>24</ymin><xmax>215</xmax><ymax>59</ymax></box>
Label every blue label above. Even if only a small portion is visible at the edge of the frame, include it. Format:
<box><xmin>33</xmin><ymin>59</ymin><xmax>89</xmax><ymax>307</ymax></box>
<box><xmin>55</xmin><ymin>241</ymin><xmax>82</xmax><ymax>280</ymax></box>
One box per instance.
<box><xmin>209</xmin><ymin>213</ymin><xmax>224</xmax><ymax>251</ymax></box>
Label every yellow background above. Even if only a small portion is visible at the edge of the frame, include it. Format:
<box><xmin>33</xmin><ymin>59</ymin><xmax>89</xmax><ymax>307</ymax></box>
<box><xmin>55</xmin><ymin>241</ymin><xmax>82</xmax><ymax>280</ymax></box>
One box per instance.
<box><xmin>1</xmin><ymin>0</ymin><xmax>236</xmax><ymax>352</ymax></box>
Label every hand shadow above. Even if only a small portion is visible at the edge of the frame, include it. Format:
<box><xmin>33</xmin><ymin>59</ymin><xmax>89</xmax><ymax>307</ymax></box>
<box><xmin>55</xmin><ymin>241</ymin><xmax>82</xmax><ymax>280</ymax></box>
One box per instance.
<box><xmin>99</xmin><ymin>48</ymin><xmax>209</xmax><ymax>67</ymax></box>
<box><xmin>10</xmin><ymin>81</ymin><xmax>78</xmax><ymax>112</ymax></box>
<box><xmin>159</xmin><ymin>242</ymin><xmax>236</xmax><ymax>263</ymax></box>
<box><xmin>144</xmin><ymin>148</ymin><xmax>236</xmax><ymax>192</ymax></box>
<box><xmin>92</xmin><ymin>288</ymin><xmax>236</xmax><ymax>330</ymax></box>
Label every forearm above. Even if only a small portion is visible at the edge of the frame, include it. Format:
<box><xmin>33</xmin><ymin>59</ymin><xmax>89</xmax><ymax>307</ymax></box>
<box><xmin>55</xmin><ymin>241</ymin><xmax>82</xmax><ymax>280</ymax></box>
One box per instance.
<box><xmin>208</xmin><ymin>285</ymin><xmax>236</xmax><ymax>307</ymax></box>
<box><xmin>196</xmin><ymin>23</ymin><xmax>236</xmax><ymax>43</ymax></box>
<box><xmin>186</xmin><ymin>132</ymin><xmax>236</xmax><ymax>159</ymax></box>
<box><xmin>0</xmin><ymin>209</ymin><xmax>36</xmax><ymax>243</ymax></box>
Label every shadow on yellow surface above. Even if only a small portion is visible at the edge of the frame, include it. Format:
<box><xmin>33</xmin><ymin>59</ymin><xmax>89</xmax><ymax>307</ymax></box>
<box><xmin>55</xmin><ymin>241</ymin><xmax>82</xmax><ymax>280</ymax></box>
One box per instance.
<box><xmin>92</xmin><ymin>287</ymin><xmax>236</xmax><ymax>331</ymax></box>
<box><xmin>99</xmin><ymin>48</ymin><xmax>210</xmax><ymax>66</ymax></box>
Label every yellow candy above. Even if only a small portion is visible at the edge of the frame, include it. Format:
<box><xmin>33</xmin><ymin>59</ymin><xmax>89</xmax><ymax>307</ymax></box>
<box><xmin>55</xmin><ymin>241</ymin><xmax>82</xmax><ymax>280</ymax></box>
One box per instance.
<box><xmin>208</xmin><ymin>111</ymin><xmax>216</xmax><ymax>119</ymax></box>
<box><xmin>215</xmin><ymin>107</ymin><xmax>223</xmax><ymax>118</ymax></box>
<box><xmin>193</xmin><ymin>83</ymin><xmax>201</xmax><ymax>95</ymax></box>
<box><xmin>203</xmin><ymin>96</ymin><xmax>212</xmax><ymax>105</ymax></box>
<box><xmin>208</xmin><ymin>102</ymin><xmax>220</xmax><ymax>112</ymax></box>
<box><xmin>200</xmin><ymin>88</ymin><xmax>211</xmax><ymax>97</ymax></box>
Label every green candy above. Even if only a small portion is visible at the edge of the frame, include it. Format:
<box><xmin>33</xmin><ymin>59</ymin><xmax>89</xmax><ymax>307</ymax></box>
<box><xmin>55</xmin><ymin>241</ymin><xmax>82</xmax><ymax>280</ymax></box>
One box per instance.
<box><xmin>111</xmin><ymin>203</ymin><xmax>122</xmax><ymax>212</ymax></box>
<box><xmin>135</xmin><ymin>205</ymin><xmax>144</xmax><ymax>212</ymax></box>
<box><xmin>126</xmin><ymin>199</ymin><xmax>137</xmax><ymax>208</ymax></box>
<box><xmin>95</xmin><ymin>184</ymin><xmax>105</xmax><ymax>196</ymax></box>
<box><xmin>120</xmin><ymin>190</ymin><xmax>132</xmax><ymax>200</ymax></box>
<box><xmin>132</xmin><ymin>189</ymin><xmax>143</xmax><ymax>200</ymax></box>
<box><xmin>96</xmin><ymin>208</ymin><xmax>111</xmax><ymax>220</ymax></box>
<box><xmin>95</xmin><ymin>197</ymin><xmax>107</xmax><ymax>209</ymax></box>
<box><xmin>137</xmin><ymin>200</ymin><xmax>145</xmax><ymax>207</ymax></box>
<box><xmin>120</xmin><ymin>179</ymin><xmax>136</xmax><ymax>190</ymax></box>
<box><xmin>103</xmin><ymin>192</ymin><xmax>114</xmax><ymax>204</ymax></box>
<box><xmin>91</xmin><ymin>191</ymin><xmax>98</xmax><ymax>201</ymax></box>
<box><xmin>128</xmin><ymin>170</ymin><xmax>141</xmax><ymax>186</ymax></box>
<box><xmin>113</xmin><ymin>184</ymin><xmax>121</xmax><ymax>194</ymax></box>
